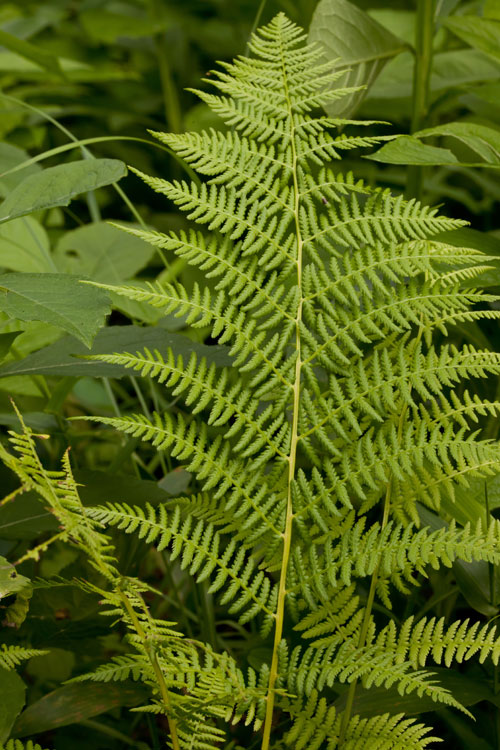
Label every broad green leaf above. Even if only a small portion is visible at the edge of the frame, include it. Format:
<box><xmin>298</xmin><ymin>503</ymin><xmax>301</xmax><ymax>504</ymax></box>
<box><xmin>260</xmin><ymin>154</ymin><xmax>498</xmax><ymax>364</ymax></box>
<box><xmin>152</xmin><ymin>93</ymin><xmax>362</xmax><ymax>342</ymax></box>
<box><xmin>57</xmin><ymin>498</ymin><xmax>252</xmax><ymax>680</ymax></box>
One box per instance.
<box><xmin>0</xmin><ymin>274</ymin><xmax>110</xmax><ymax>348</ymax></box>
<box><xmin>0</xmin><ymin>557</ymin><xmax>32</xmax><ymax>627</ymax></box>
<box><xmin>26</xmin><ymin>650</ymin><xmax>75</xmax><ymax>683</ymax></box>
<box><xmin>0</xmin><ymin>159</ymin><xmax>127</xmax><ymax>224</ymax></box>
<box><xmin>366</xmin><ymin>135</ymin><xmax>459</xmax><ymax>165</ymax></box>
<box><xmin>416</xmin><ymin>121</ymin><xmax>500</xmax><ymax>164</ymax></box>
<box><xmin>486</xmin><ymin>0</ymin><xmax>500</xmax><ymax>19</ymax></box>
<box><xmin>0</xmin><ymin>217</ymin><xmax>54</xmax><ymax>273</ymax></box>
<box><xmin>158</xmin><ymin>467</ymin><xmax>192</xmax><ymax>496</ymax></box>
<box><xmin>367</xmin><ymin>122</ymin><xmax>500</xmax><ymax>167</ymax></box>
<box><xmin>0</xmin><ymin>492</ymin><xmax>58</xmax><ymax>541</ymax></box>
<box><xmin>12</xmin><ymin>682</ymin><xmax>148</xmax><ymax>737</ymax></box>
<box><xmin>54</xmin><ymin>222</ymin><xmax>154</xmax><ymax>282</ymax></box>
<box><xmin>0</xmin><ymin>325</ymin><xmax>231</xmax><ymax>379</ymax></box>
<box><xmin>75</xmin><ymin>469</ymin><xmax>170</xmax><ymax>507</ymax></box>
<box><xmin>435</xmin><ymin>226</ymin><xmax>500</xmax><ymax>256</ymax></box>
<box><xmin>418</xmin><ymin>504</ymin><xmax>499</xmax><ymax>616</ymax></box>
<box><xmin>435</xmin><ymin>227</ymin><xmax>500</xmax><ymax>287</ymax></box>
<box><xmin>0</xmin><ymin>319</ymin><xmax>63</xmax><ymax>358</ymax></box>
<box><xmin>0</xmin><ymin>669</ymin><xmax>25</xmax><ymax>743</ymax></box>
<box><xmin>0</xmin><ymin>331</ymin><xmax>22</xmax><ymax>361</ymax></box>
<box><xmin>308</xmin><ymin>0</ymin><xmax>405</xmax><ymax>117</ymax></box>
<box><xmin>1</xmin><ymin>5</ymin><xmax>64</xmax><ymax>40</ymax></box>
<box><xmin>80</xmin><ymin>9</ymin><xmax>169</xmax><ymax>43</ymax></box>
<box><xmin>367</xmin><ymin>9</ymin><xmax>415</xmax><ymax>46</ymax></box>
<box><xmin>369</xmin><ymin>49</ymin><xmax>500</xmax><ymax>100</ymax></box>
<box><xmin>0</xmin><ymin>53</ymin><xmax>136</xmax><ymax>82</ymax></box>
<box><xmin>0</xmin><ymin>29</ymin><xmax>63</xmax><ymax>76</ymax></box>
<box><xmin>441</xmin><ymin>474</ymin><xmax>500</xmax><ymax>528</ymax></box>
<box><xmin>444</xmin><ymin>15</ymin><xmax>500</xmax><ymax>63</ymax></box>
<box><xmin>0</xmin><ymin>143</ymin><xmax>42</xmax><ymax>199</ymax></box>
<box><xmin>0</xmin><ymin>412</ymin><xmax>58</xmax><ymax>431</ymax></box>
<box><xmin>453</xmin><ymin>559</ymin><xmax>499</xmax><ymax>616</ymax></box>
<box><xmin>0</xmin><ymin>556</ymin><xmax>30</xmax><ymax>600</ymax></box>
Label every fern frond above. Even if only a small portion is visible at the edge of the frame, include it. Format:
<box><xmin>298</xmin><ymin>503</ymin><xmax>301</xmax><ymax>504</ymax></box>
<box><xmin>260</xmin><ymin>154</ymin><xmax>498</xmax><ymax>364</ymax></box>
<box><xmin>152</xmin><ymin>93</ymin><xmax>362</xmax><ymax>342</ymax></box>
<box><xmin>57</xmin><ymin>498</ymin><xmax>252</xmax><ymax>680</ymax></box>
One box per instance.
<box><xmin>42</xmin><ymin>12</ymin><xmax>500</xmax><ymax>747</ymax></box>
<box><xmin>87</xmin><ymin>502</ymin><xmax>278</xmax><ymax>633</ymax></box>
<box><xmin>0</xmin><ymin>644</ymin><xmax>48</xmax><ymax>670</ymax></box>
<box><xmin>285</xmin><ymin>693</ymin><xmax>439</xmax><ymax>750</ymax></box>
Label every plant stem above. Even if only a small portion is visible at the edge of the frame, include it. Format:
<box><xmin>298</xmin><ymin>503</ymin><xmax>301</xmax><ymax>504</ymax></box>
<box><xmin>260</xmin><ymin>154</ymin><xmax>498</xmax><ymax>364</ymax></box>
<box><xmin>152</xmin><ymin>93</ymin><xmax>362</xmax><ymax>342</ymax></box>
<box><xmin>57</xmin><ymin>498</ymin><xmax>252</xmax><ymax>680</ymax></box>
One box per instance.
<box><xmin>148</xmin><ymin>0</ymin><xmax>181</xmax><ymax>132</ymax></box>
<box><xmin>78</xmin><ymin>718</ymin><xmax>147</xmax><ymax>748</ymax></box>
<box><xmin>261</xmin><ymin>38</ymin><xmax>303</xmax><ymax>750</ymax></box>
<box><xmin>14</xmin><ymin>531</ymin><xmax>66</xmax><ymax>565</ymax></box>
<box><xmin>407</xmin><ymin>0</ymin><xmax>435</xmax><ymax>200</ymax></box>
<box><xmin>118</xmin><ymin>589</ymin><xmax>181</xmax><ymax>750</ymax></box>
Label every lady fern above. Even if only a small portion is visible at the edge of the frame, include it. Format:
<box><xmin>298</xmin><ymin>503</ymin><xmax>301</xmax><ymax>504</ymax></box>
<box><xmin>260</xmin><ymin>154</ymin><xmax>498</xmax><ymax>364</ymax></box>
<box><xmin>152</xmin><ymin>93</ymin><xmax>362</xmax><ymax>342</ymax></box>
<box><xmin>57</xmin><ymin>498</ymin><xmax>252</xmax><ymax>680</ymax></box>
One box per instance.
<box><xmin>5</xmin><ymin>12</ymin><xmax>500</xmax><ymax>749</ymax></box>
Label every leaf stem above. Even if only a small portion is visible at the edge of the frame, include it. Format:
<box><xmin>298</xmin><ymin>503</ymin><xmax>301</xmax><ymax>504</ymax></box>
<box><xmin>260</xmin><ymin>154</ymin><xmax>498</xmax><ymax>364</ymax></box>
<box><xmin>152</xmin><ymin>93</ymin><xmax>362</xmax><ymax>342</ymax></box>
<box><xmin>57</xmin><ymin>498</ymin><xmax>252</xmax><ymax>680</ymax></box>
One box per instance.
<box><xmin>407</xmin><ymin>0</ymin><xmax>435</xmax><ymax>199</ymax></box>
<box><xmin>261</xmin><ymin>30</ymin><xmax>303</xmax><ymax>750</ymax></box>
<box><xmin>118</xmin><ymin>588</ymin><xmax>181</xmax><ymax>750</ymax></box>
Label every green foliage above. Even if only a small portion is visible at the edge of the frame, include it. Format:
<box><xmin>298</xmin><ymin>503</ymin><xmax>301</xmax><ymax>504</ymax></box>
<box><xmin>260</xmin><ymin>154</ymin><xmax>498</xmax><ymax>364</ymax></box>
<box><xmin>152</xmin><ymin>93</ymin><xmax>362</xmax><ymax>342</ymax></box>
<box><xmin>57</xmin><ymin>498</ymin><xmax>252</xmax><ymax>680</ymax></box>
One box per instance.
<box><xmin>1</xmin><ymin>2</ymin><xmax>500</xmax><ymax>749</ymax></box>
<box><xmin>39</xmin><ymin>13</ymin><xmax>500</xmax><ymax>747</ymax></box>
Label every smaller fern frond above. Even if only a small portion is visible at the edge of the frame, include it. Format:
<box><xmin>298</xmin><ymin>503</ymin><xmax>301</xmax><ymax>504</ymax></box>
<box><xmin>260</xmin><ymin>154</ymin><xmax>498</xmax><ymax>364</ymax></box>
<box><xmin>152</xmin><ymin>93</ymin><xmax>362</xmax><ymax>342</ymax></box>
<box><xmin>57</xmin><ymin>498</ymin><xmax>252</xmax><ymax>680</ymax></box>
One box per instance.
<box><xmin>0</xmin><ymin>644</ymin><xmax>48</xmax><ymax>670</ymax></box>
<box><xmin>86</xmin><ymin>502</ymin><xmax>278</xmax><ymax>634</ymax></box>
<box><xmin>284</xmin><ymin>691</ymin><xmax>439</xmax><ymax>750</ymax></box>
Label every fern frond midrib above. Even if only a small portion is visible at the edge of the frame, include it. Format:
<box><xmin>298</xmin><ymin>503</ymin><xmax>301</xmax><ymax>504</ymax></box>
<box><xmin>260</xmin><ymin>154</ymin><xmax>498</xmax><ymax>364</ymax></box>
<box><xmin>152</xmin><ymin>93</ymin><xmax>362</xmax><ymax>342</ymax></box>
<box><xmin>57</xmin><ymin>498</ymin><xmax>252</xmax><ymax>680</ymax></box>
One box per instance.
<box><xmin>261</xmin><ymin>23</ymin><xmax>305</xmax><ymax>747</ymax></box>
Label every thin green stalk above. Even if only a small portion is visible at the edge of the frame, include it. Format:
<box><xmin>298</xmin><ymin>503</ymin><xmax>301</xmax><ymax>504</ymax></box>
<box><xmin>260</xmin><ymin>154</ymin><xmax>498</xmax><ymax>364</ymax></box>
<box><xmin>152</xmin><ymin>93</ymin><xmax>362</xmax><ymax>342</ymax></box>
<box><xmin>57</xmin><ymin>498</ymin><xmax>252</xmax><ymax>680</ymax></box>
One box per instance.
<box><xmin>118</xmin><ymin>589</ymin><xmax>181</xmax><ymax>750</ymax></box>
<box><xmin>14</xmin><ymin>531</ymin><xmax>66</xmax><ymax>565</ymax></box>
<box><xmin>78</xmin><ymin>718</ymin><xmax>147</xmax><ymax>748</ymax></box>
<box><xmin>102</xmin><ymin>377</ymin><xmax>142</xmax><ymax>478</ymax></box>
<box><xmin>406</xmin><ymin>0</ymin><xmax>435</xmax><ymax>200</ymax></box>
<box><xmin>147</xmin><ymin>714</ymin><xmax>161</xmax><ymax>750</ymax></box>
<box><xmin>130</xmin><ymin>377</ymin><xmax>168</xmax><ymax>475</ymax></box>
<box><xmin>246</xmin><ymin>0</ymin><xmax>268</xmax><ymax>55</ymax></box>
<box><xmin>148</xmin><ymin>0</ymin><xmax>181</xmax><ymax>132</ymax></box>
<box><xmin>261</xmin><ymin>43</ymin><xmax>303</xmax><ymax>750</ymax></box>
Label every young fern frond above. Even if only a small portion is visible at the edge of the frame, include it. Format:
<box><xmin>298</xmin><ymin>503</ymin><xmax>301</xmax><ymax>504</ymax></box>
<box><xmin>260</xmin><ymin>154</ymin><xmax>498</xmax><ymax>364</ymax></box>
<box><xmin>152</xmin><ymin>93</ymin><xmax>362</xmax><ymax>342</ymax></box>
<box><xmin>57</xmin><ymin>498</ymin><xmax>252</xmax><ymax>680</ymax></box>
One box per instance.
<box><xmin>0</xmin><ymin>742</ymin><xmax>52</xmax><ymax>750</ymax></box>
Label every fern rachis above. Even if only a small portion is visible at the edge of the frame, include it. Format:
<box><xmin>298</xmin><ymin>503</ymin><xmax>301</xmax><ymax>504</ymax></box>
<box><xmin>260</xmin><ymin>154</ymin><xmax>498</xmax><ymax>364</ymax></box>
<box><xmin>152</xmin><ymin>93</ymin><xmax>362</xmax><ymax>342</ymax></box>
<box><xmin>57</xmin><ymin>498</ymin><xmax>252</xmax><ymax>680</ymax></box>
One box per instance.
<box><xmin>4</xmin><ymin>12</ymin><xmax>500</xmax><ymax>750</ymax></box>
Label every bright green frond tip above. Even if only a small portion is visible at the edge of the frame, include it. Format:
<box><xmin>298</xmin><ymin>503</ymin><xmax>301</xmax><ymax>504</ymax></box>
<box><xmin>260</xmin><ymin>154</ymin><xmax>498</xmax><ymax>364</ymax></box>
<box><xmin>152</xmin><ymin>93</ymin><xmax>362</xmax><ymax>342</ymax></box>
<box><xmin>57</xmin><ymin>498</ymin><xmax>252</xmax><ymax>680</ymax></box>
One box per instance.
<box><xmin>0</xmin><ymin>742</ymin><xmax>52</xmax><ymax>750</ymax></box>
<box><xmin>5</xmin><ymin>11</ymin><xmax>500</xmax><ymax>750</ymax></box>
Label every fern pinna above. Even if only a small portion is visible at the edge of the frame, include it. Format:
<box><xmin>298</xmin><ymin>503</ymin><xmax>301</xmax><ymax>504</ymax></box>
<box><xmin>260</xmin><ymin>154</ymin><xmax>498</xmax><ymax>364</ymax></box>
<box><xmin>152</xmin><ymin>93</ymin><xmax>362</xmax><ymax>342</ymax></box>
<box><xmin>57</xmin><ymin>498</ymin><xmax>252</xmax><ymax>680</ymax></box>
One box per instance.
<box><xmin>5</xmin><ymin>12</ymin><xmax>500</xmax><ymax>750</ymax></box>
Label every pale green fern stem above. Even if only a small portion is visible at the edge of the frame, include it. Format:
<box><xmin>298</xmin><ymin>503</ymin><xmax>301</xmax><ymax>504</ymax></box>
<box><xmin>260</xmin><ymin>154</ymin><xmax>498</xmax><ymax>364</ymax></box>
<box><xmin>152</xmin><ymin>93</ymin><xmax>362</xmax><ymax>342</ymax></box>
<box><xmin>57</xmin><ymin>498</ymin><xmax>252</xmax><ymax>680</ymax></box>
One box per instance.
<box><xmin>118</xmin><ymin>589</ymin><xmax>181</xmax><ymax>750</ymax></box>
<box><xmin>261</xmin><ymin>37</ymin><xmax>304</xmax><ymax>750</ymax></box>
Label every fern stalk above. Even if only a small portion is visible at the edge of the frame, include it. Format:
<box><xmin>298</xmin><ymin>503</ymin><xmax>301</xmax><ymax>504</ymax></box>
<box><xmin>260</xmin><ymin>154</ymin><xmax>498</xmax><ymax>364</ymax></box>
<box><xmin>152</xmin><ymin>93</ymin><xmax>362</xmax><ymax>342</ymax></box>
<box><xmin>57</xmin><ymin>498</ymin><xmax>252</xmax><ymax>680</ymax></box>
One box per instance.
<box><xmin>261</xmin><ymin>42</ymin><xmax>305</xmax><ymax>749</ymax></box>
<box><xmin>118</xmin><ymin>588</ymin><xmax>181</xmax><ymax>750</ymax></box>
